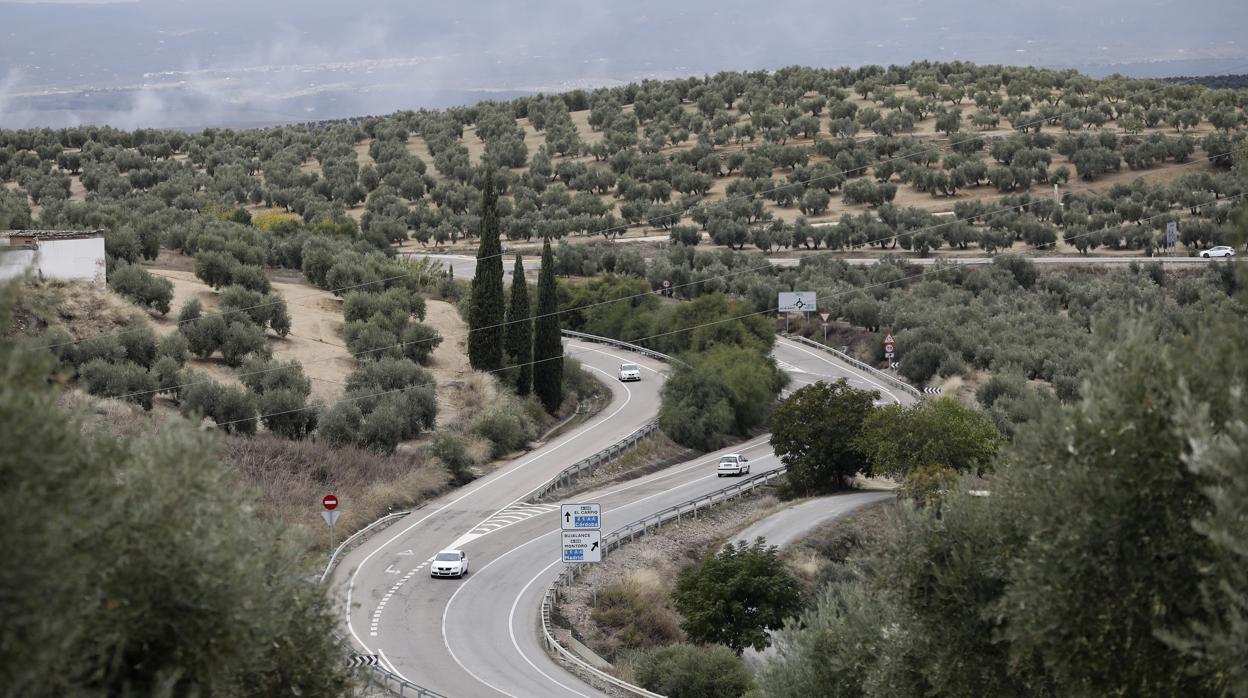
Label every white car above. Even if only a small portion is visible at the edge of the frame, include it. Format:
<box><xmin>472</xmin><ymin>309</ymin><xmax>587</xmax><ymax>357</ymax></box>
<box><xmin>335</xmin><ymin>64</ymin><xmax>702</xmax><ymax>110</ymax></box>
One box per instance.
<box><xmin>430</xmin><ymin>549</ymin><xmax>469</xmax><ymax>578</ymax></box>
<box><xmin>618</xmin><ymin>363</ymin><xmax>641</xmax><ymax>382</ymax></box>
<box><xmin>1200</xmin><ymin>246</ymin><xmax>1236</xmax><ymax>258</ymax></box>
<box><xmin>717</xmin><ymin>453</ymin><xmax>750</xmax><ymax>477</ymax></box>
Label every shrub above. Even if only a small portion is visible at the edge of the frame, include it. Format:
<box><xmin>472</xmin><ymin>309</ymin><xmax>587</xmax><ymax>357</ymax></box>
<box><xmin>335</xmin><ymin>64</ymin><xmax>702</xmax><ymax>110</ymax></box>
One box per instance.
<box><xmin>258</xmin><ymin>389</ymin><xmax>319</xmax><ymax>439</ymax></box>
<box><xmin>220</xmin><ymin>321</ymin><xmax>270</xmax><ymax>367</ymax></box>
<box><xmin>240</xmin><ymin>357</ymin><xmax>311</xmax><ymax>397</ymax></box>
<box><xmin>108</xmin><ymin>262</ymin><xmax>173</xmax><ymax>315</ymax></box>
<box><xmin>183</xmin><ymin>314</ymin><xmax>227</xmax><ymax>359</ymax></box>
<box><xmin>229</xmin><ymin>264</ymin><xmax>271</xmax><ymax>294</ymax></box>
<box><xmin>591</xmin><ymin>580</ymin><xmax>683</xmax><ymax>653</ymax></box>
<box><xmin>318</xmin><ymin>401</ymin><xmax>365</xmax><ymax>448</ymax></box>
<box><xmin>193</xmin><ymin>250</ymin><xmax>237</xmax><ymax>289</ymax></box>
<box><xmin>672</xmin><ymin>539</ymin><xmax>803</xmax><ymax>653</ymax></box>
<box><xmin>430</xmin><ymin>432</ymin><xmax>474</xmax><ymax>483</ymax></box>
<box><xmin>401</xmin><ymin>322</ymin><xmax>442</xmax><ymax>364</ymax></box>
<box><xmin>72</xmin><ymin>334</ymin><xmax>126</xmax><ymax>368</ymax></box>
<box><xmin>177</xmin><ymin>298</ymin><xmax>203</xmax><ymax>325</ymax></box>
<box><xmin>117</xmin><ymin>326</ymin><xmax>158</xmax><ymax>368</ymax></box>
<box><xmin>359</xmin><ymin>401</ymin><xmax>406</xmax><ymax>452</ymax></box>
<box><xmin>634</xmin><ymin>644</ymin><xmax>754</xmax><ymax>698</ymax></box>
<box><xmin>156</xmin><ymin>332</ymin><xmax>189</xmax><ymax>365</ymax></box>
<box><xmin>219</xmin><ymin>285</ymin><xmax>265</xmax><ymax>325</ymax></box>
<box><xmin>344</xmin><ymin>357</ymin><xmax>434</xmax><ymax>394</ymax></box>
<box><xmin>343</xmin><ymin>319</ymin><xmax>399</xmax><ymax>360</ymax></box>
<box><xmin>475</xmin><ymin>408</ymin><xmax>533</xmax><ymax>458</ymax></box>
<box><xmin>78</xmin><ymin>358</ymin><xmax>157</xmax><ymax>410</ymax></box>
<box><xmin>899</xmin><ymin>341</ymin><xmax>946</xmax><ymax>384</ymax></box>
<box><xmin>214</xmin><ymin>385</ymin><xmax>258</xmax><ymax>435</ymax></box>
<box><xmin>179</xmin><ymin>376</ymin><xmax>223</xmax><ymax>419</ymax></box>
<box><xmin>151</xmin><ymin>356</ymin><xmax>182</xmax><ymax>394</ymax></box>
<box><xmin>899</xmin><ymin>464</ymin><xmax>959</xmax><ymax>506</ymax></box>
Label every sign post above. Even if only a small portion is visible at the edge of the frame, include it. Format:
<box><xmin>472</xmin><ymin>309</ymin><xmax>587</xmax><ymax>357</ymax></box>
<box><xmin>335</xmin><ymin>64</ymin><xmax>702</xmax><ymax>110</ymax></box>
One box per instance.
<box><xmin>661</xmin><ymin>279</ymin><xmax>672</xmax><ymax>297</ymax></box>
<box><xmin>819</xmin><ymin>312</ymin><xmax>831</xmax><ymax>343</ymax></box>
<box><xmin>322</xmin><ymin>494</ymin><xmax>340</xmax><ymax>551</ymax></box>
<box><xmin>561</xmin><ymin>503</ymin><xmax>602</xmax><ymax>563</ymax></box>
<box><xmin>1165</xmin><ymin>221</ymin><xmax>1178</xmax><ymax>256</ymax></box>
<box><xmin>883</xmin><ymin>333</ymin><xmax>896</xmax><ymax>368</ymax></box>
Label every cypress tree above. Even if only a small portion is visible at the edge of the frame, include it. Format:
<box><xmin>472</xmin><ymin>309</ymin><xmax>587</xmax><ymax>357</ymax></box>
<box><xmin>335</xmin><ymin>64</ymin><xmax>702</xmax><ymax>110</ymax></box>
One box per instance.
<box><xmin>466</xmin><ymin>172</ymin><xmax>504</xmax><ymax>371</ymax></box>
<box><xmin>533</xmin><ymin>238</ymin><xmax>563</xmax><ymax>413</ymax></box>
<box><xmin>504</xmin><ymin>254</ymin><xmax>532</xmax><ymax>395</ymax></box>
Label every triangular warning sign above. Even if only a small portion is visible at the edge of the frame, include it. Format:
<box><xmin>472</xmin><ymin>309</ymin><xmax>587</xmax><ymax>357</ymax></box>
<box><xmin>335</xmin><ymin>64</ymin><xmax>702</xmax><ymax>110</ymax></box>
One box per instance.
<box><xmin>884</xmin><ymin>334</ymin><xmax>895</xmax><ymax>343</ymax></box>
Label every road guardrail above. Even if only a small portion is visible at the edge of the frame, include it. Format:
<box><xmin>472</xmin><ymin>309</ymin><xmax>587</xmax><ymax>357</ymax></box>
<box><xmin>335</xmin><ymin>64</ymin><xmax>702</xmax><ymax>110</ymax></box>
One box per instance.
<box><xmin>562</xmin><ymin>329</ymin><xmax>687</xmax><ymax>368</ymax></box>
<box><xmin>786</xmin><ymin>335</ymin><xmax>923</xmax><ymax>401</ymax></box>
<box><xmin>539</xmin><ymin>467</ymin><xmax>788</xmax><ymax>697</ymax></box>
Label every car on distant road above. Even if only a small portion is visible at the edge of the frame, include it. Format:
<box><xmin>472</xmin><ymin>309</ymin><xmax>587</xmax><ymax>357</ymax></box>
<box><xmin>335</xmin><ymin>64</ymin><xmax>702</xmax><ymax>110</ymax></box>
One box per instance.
<box><xmin>717</xmin><ymin>453</ymin><xmax>750</xmax><ymax>477</ymax></box>
<box><xmin>1200</xmin><ymin>246</ymin><xmax>1236</xmax><ymax>258</ymax></box>
<box><xmin>430</xmin><ymin>550</ymin><xmax>469</xmax><ymax>578</ymax></box>
<box><xmin>618</xmin><ymin>363</ymin><xmax>641</xmax><ymax>382</ymax></box>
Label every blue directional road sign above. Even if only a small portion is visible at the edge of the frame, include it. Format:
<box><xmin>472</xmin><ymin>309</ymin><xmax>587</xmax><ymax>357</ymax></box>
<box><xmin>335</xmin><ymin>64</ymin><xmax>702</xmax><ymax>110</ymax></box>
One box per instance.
<box><xmin>561</xmin><ymin>503</ymin><xmax>601</xmax><ymax>531</ymax></box>
<box><xmin>562</xmin><ymin>530</ymin><xmax>602</xmax><ymax>563</ymax></box>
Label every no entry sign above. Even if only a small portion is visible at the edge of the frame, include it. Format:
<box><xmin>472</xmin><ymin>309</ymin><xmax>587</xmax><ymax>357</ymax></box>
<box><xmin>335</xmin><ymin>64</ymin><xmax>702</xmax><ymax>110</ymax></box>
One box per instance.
<box><xmin>323</xmin><ymin>494</ymin><xmax>339</xmax><ymax>510</ymax></box>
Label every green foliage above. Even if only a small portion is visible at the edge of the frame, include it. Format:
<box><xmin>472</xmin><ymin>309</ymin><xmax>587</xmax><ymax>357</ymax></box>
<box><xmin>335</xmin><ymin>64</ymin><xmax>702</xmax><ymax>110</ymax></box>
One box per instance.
<box><xmin>533</xmin><ymin>238</ymin><xmax>564</xmax><ymax>412</ymax></box>
<box><xmin>182</xmin><ymin>313</ymin><xmax>226</xmax><ymax>358</ymax></box>
<box><xmin>504</xmin><ymin>254</ymin><xmax>533</xmax><ymax>395</ymax></box>
<box><xmin>855</xmin><ymin>398</ymin><xmax>1003</xmax><ymax>478</ymax></box>
<box><xmin>108</xmin><ymin>261</ymin><xmax>173</xmax><ymax>315</ymax></box>
<box><xmin>0</xmin><ymin>297</ymin><xmax>351</xmax><ymax>697</ymax></box>
<box><xmin>240</xmin><ymin>357</ymin><xmax>311</xmax><ymax>397</ymax></box>
<box><xmin>78</xmin><ymin>358</ymin><xmax>157</xmax><ymax>410</ymax></box>
<box><xmin>221</xmin><ymin>321</ymin><xmax>270</xmax><ymax>367</ymax></box>
<box><xmin>673</xmin><ymin>539</ymin><xmax>803</xmax><ymax>653</ymax></box>
<box><xmin>659</xmin><ymin>346</ymin><xmax>785</xmax><ymax>451</ymax></box>
<box><xmin>258</xmin><ymin>388</ymin><xmax>319</xmax><ymax>439</ymax></box>
<box><xmin>635</xmin><ymin>644</ymin><xmax>754</xmax><ymax>698</ymax></box>
<box><xmin>430</xmin><ymin>432</ymin><xmax>474</xmax><ymax>483</ymax></box>
<box><xmin>770</xmin><ymin>379</ymin><xmax>877</xmax><ymax>494</ymax></box>
<box><xmin>762</xmin><ymin>310</ymin><xmax>1248</xmax><ymax>697</ymax></box>
<box><xmin>591</xmin><ymin>581</ymin><xmax>683</xmax><ymax>654</ymax></box>
<box><xmin>467</xmin><ymin>172</ymin><xmax>505</xmax><ymax>371</ymax></box>
<box><xmin>401</xmin><ymin>322</ymin><xmax>442</xmax><ymax>364</ymax></box>
<box><xmin>324</xmin><ymin>358</ymin><xmax>437</xmax><ymax>452</ymax></box>
<box><xmin>475</xmin><ymin>407</ymin><xmax>535</xmax><ymax>458</ymax></box>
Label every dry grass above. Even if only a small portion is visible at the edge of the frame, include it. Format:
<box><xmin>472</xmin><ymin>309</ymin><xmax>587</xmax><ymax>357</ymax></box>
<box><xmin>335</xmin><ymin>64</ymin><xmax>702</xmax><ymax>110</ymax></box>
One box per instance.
<box><xmin>9</xmin><ymin>280</ymin><xmax>149</xmax><ymax>340</ymax></box>
<box><xmin>226</xmin><ymin>435</ymin><xmax>451</xmax><ymax>549</ymax></box>
<box><xmin>556</xmin><ymin>488</ymin><xmax>783</xmax><ymax>666</ymax></box>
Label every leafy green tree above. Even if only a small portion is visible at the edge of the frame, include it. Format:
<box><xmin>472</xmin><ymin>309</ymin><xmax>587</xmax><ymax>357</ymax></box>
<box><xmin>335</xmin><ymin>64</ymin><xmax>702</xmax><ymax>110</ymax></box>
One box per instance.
<box><xmin>635</xmin><ymin>644</ymin><xmax>754</xmax><ymax>698</ymax></box>
<box><xmin>504</xmin><ymin>254</ymin><xmax>533</xmax><ymax>395</ymax></box>
<box><xmin>659</xmin><ymin>363</ymin><xmax>735</xmax><ymax>451</ymax></box>
<box><xmin>401</xmin><ymin>322</ymin><xmax>442</xmax><ymax>364</ymax></box>
<box><xmin>0</xmin><ymin>289</ymin><xmax>351</xmax><ymax>696</ymax></box>
<box><xmin>855</xmin><ymin>398</ymin><xmax>1003</xmax><ymax>478</ymax></box>
<box><xmin>467</xmin><ymin>171</ymin><xmax>505</xmax><ymax>371</ymax></box>
<box><xmin>672</xmin><ymin>539</ymin><xmax>803</xmax><ymax>653</ymax></box>
<box><xmin>770</xmin><ymin>379</ymin><xmax>877</xmax><ymax>494</ymax></box>
<box><xmin>532</xmin><ymin>238</ymin><xmax>563</xmax><ymax>412</ymax></box>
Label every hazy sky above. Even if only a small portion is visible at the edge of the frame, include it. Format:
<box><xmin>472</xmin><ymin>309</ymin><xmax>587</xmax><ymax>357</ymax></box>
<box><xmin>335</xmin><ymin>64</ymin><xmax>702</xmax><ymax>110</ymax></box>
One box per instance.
<box><xmin>1</xmin><ymin>0</ymin><xmax>1245</xmax><ymax>128</ymax></box>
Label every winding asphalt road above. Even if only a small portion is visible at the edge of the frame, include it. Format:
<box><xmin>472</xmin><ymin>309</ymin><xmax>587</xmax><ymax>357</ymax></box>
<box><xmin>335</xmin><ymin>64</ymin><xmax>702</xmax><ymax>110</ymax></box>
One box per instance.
<box><xmin>332</xmin><ymin>337</ymin><xmax>915</xmax><ymax>697</ymax></box>
<box><xmin>406</xmin><ymin>252</ymin><xmax>1225</xmax><ymax>281</ymax></box>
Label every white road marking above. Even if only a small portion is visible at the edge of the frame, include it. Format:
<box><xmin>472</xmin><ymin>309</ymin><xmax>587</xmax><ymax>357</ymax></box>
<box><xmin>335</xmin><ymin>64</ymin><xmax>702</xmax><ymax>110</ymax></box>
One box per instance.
<box><xmin>778</xmin><ymin>338</ymin><xmax>903</xmax><ymax>404</ymax></box>
<box><xmin>345</xmin><ymin>342</ymin><xmax>642</xmax><ymax>656</ymax></box>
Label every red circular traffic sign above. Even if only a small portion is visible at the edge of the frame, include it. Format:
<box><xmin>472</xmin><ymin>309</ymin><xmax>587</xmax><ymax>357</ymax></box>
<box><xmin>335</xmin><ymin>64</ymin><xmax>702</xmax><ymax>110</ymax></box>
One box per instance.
<box><xmin>323</xmin><ymin>494</ymin><xmax>339</xmax><ymax>510</ymax></box>
<box><xmin>661</xmin><ymin>279</ymin><xmax>671</xmax><ymax>288</ymax></box>
<box><xmin>884</xmin><ymin>343</ymin><xmax>895</xmax><ymax>353</ymax></box>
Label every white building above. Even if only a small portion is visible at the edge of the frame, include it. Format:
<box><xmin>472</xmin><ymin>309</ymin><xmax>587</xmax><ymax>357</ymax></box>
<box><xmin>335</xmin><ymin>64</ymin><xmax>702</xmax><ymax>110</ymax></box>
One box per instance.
<box><xmin>0</xmin><ymin>230</ymin><xmax>106</xmax><ymax>288</ymax></box>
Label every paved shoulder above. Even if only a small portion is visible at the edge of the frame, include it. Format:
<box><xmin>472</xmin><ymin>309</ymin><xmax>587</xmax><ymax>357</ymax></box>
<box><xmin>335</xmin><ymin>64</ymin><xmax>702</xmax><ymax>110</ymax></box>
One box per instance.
<box><xmin>728</xmin><ymin>491</ymin><xmax>893</xmax><ymax>550</ymax></box>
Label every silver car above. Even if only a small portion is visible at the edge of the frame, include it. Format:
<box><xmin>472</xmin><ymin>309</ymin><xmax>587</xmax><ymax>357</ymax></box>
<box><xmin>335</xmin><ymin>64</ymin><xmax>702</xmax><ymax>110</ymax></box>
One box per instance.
<box><xmin>430</xmin><ymin>549</ymin><xmax>469</xmax><ymax>578</ymax></box>
<box><xmin>618</xmin><ymin>363</ymin><xmax>641</xmax><ymax>382</ymax></box>
<box><xmin>1200</xmin><ymin>246</ymin><xmax>1236</xmax><ymax>258</ymax></box>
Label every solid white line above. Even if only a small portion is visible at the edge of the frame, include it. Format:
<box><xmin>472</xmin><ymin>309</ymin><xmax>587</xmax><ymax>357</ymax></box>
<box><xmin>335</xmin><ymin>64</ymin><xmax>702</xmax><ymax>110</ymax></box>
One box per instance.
<box><xmin>346</xmin><ymin>342</ymin><xmax>635</xmax><ymax>652</ymax></box>
<box><xmin>777</xmin><ymin>337</ymin><xmax>902</xmax><ymax>404</ymax></box>
<box><xmin>508</xmin><ymin>558</ymin><xmax>595</xmax><ymax>698</ymax></box>
<box><xmin>444</xmin><ymin>350</ymin><xmax>641</xmax><ymax>550</ymax></box>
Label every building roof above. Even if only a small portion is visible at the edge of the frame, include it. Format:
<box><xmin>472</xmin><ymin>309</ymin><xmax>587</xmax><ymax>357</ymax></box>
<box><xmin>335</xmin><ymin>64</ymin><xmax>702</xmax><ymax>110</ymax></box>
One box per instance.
<box><xmin>2</xmin><ymin>230</ymin><xmax>104</xmax><ymax>241</ymax></box>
